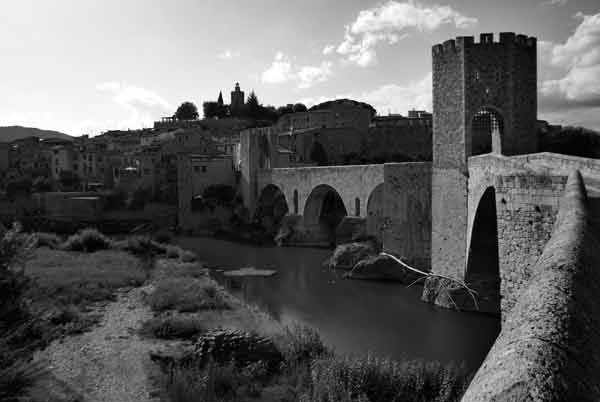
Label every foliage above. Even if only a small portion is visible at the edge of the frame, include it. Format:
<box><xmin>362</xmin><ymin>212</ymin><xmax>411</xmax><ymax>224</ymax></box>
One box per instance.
<box><xmin>6</xmin><ymin>176</ymin><xmax>32</xmax><ymax>199</ymax></box>
<box><xmin>128</xmin><ymin>186</ymin><xmax>152</xmax><ymax>210</ymax></box>
<box><xmin>33</xmin><ymin>232</ymin><xmax>62</xmax><ymax>249</ymax></box>
<box><xmin>32</xmin><ymin>176</ymin><xmax>54</xmax><ymax>192</ymax></box>
<box><xmin>0</xmin><ymin>224</ymin><xmax>34</xmax><ymax>329</ymax></box>
<box><xmin>175</xmin><ymin>102</ymin><xmax>199</xmax><ymax>121</ymax></box>
<box><xmin>304</xmin><ymin>356</ymin><xmax>470</xmax><ymax>402</ymax></box>
<box><xmin>140</xmin><ymin>314</ymin><xmax>206</xmax><ymax>340</ymax></box>
<box><xmin>102</xmin><ymin>189</ymin><xmax>126</xmax><ymax>210</ymax></box>
<box><xmin>58</xmin><ymin>170</ymin><xmax>80</xmax><ymax>191</ymax></box>
<box><xmin>202</xmin><ymin>184</ymin><xmax>237</xmax><ymax>206</ymax></box>
<box><xmin>117</xmin><ymin>235</ymin><xmax>167</xmax><ymax>257</ymax></box>
<box><xmin>62</xmin><ymin>228</ymin><xmax>113</xmax><ymax>252</ymax></box>
<box><xmin>146</xmin><ymin>276</ymin><xmax>229</xmax><ymax>312</ymax></box>
<box><xmin>292</xmin><ymin>103</ymin><xmax>308</xmax><ymax>113</ymax></box>
<box><xmin>246</xmin><ymin>91</ymin><xmax>261</xmax><ymax>119</ymax></box>
<box><xmin>538</xmin><ymin>125</ymin><xmax>600</xmax><ymax>158</ymax></box>
<box><xmin>203</xmin><ymin>101</ymin><xmax>228</xmax><ymax>119</ymax></box>
<box><xmin>154</xmin><ymin>230</ymin><xmax>173</xmax><ymax>244</ymax></box>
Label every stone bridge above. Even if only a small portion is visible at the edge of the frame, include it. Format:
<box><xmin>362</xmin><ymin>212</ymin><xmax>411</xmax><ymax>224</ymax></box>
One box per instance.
<box><xmin>254</xmin><ymin>162</ymin><xmax>432</xmax><ymax>268</ymax></box>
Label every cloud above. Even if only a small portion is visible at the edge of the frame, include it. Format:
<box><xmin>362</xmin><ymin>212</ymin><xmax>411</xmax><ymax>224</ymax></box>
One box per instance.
<box><xmin>301</xmin><ymin>73</ymin><xmax>432</xmax><ymax>115</ymax></box>
<box><xmin>218</xmin><ymin>49</ymin><xmax>241</xmax><ymax>59</ymax></box>
<box><xmin>261</xmin><ymin>52</ymin><xmax>293</xmax><ymax>84</ymax></box>
<box><xmin>334</xmin><ymin>0</ymin><xmax>477</xmax><ymax>67</ymax></box>
<box><xmin>540</xmin><ymin>0</ymin><xmax>568</xmax><ymax>6</ymax></box>
<box><xmin>322</xmin><ymin>44</ymin><xmax>335</xmax><ymax>55</ymax></box>
<box><xmin>261</xmin><ymin>53</ymin><xmax>333</xmax><ymax>89</ymax></box>
<box><xmin>297</xmin><ymin>61</ymin><xmax>333</xmax><ymax>89</ymax></box>
<box><xmin>539</xmin><ymin>12</ymin><xmax>600</xmax><ymax>112</ymax></box>
<box><xmin>96</xmin><ymin>82</ymin><xmax>173</xmax><ymax>129</ymax></box>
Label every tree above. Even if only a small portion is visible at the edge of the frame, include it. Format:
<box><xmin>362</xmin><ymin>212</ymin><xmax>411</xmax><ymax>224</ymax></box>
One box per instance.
<box><xmin>277</xmin><ymin>104</ymin><xmax>294</xmax><ymax>117</ymax></box>
<box><xmin>32</xmin><ymin>176</ymin><xmax>53</xmax><ymax>193</ymax></box>
<box><xmin>6</xmin><ymin>177</ymin><xmax>32</xmax><ymax>199</ymax></box>
<box><xmin>175</xmin><ymin>102</ymin><xmax>199</xmax><ymax>120</ymax></box>
<box><xmin>203</xmin><ymin>102</ymin><xmax>219</xmax><ymax>119</ymax></box>
<box><xmin>246</xmin><ymin>91</ymin><xmax>261</xmax><ymax>119</ymax></box>
<box><xmin>292</xmin><ymin>103</ymin><xmax>307</xmax><ymax>113</ymax></box>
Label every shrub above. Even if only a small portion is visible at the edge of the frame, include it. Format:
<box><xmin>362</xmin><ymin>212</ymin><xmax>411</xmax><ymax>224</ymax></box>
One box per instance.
<box><xmin>146</xmin><ymin>277</ymin><xmax>229</xmax><ymax>312</ymax></box>
<box><xmin>280</xmin><ymin>325</ymin><xmax>330</xmax><ymax>365</ymax></box>
<box><xmin>305</xmin><ymin>356</ymin><xmax>471</xmax><ymax>402</ymax></box>
<box><xmin>140</xmin><ymin>314</ymin><xmax>206</xmax><ymax>340</ymax></box>
<box><xmin>61</xmin><ymin>228</ymin><xmax>112</xmax><ymax>252</ymax></box>
<box><xmin>118</xmin><ymin>236</ymin><xmax>167</xmax><ymax>256</ymax></box>
<box><xmin>33</xmin><ymin>232</ymin><xmax>62</xmax><ymax>249</ymax></box>
<box><xmin>179</xmin><ymin>250</ymin><xmax>197</xmax><ymax>263</ymax></box>
<box><xmin>154</xmin><ymin>231</ymin><xmax>173</xmax><ymax>244</ymax></box>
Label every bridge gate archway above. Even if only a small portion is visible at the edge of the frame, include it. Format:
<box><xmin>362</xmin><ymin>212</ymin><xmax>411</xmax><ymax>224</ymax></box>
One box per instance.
<box><xmin>303</xmin><ymin>184</ymin><xmax>348</xmax><ymax>244</ymax></box>
<box><xmin>466</xmin><ymin>186</ymin><xmax>501</xmax><ymax>314</ymax></box>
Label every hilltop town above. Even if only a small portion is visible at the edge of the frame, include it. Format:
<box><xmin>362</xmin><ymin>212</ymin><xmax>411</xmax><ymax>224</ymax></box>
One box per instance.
<box><xmin>1</xmin><ymin>81</ymin><xmax>595</xmax><ymax>237</ymax></box>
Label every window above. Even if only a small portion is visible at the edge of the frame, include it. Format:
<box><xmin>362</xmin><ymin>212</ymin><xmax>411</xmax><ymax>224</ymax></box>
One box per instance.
<box><xmin>202</xmin><ymin>166</ymin><xmax>207</xmax><ymax>173</ymax></box>
<box><xmin>194</xmin><ymin>166</ymin><xmax>200</xmax><ymax>173</ymax></box>
<box><xmin>73</xmin><ymin>164</ymin><xmax>78</xmax><ymax>171</ymax></box>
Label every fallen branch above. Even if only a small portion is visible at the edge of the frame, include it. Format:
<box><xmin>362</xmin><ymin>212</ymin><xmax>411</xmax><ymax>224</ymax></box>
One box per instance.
<box><xmin>380</xmin><ymin>252</ymin><xmax>480</xmax><ymax>311</ymax></box>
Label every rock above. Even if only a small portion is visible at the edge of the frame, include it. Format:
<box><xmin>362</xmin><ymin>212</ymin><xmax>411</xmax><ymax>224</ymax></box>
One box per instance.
<box><xmin>180</xmin><ymin>329</ymin><xmax>283</xmax><ymax>372</ymax></box>
<box><xmin>327</xmin><ymin>241</ymin><xmax>377</xmax><ymax>270</ymax></box>
<box><xmin>223</xmin><ymin>267</ymin><xmax>277</xmax><ymax>277</ymax></box>
<box><xmin>346</xmin><ymin>254</ymin><xmax>423</xmax><ymax>283</ymax></box>
<box><xmin>422</xmin><ymin>275</ymin><xmax>499</xmax><ymax>314</ymax></box>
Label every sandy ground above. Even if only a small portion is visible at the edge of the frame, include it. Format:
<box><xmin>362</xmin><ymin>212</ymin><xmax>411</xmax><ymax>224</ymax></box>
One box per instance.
<box><xmin>36</xmin><ymin>286</ymin><xmax>163</xmax><ymax>402</ymax></box>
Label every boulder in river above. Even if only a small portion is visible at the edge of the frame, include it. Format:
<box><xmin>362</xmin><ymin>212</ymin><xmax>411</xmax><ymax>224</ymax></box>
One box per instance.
<box><xmin>327</xmin><ymin>241</ymin><xmax>377</xmax><ymax>270</ymax></box>
<box><xmin>346</xmin><ymin>254</ymin><xmax>424</xmax><ymax>284</ymax></box>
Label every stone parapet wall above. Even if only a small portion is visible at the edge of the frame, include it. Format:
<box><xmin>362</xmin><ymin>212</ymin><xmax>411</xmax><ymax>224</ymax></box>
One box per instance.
<box><xmin>462</xmin><ymin>171</ymin><xmax>600</xmax><ymax>401</ymax></box>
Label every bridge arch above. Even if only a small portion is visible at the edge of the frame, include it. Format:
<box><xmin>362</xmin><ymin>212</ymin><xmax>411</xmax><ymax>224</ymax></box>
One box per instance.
<box><xmin>466</xmin><ymin>186</ymin><xmax>500</xmax><ymax>314</ymax></box>
<box><xmin>366</xmin><ymin>183</ymin><xmax>385</xmax><ymax>241</ymax></box>
<box><xmin>256</xmin><ymin>184</ymin><xmax>289</xmax><ymax>230</ymax></box>
<box><xmin>304</xmin><ymin>184</ymin><xmax>347</xmax><ymax>242</ymax></box>
<box><xmin>471</xmin><ymin>106</ymin><xmax>504</xmax><ymax>156</ymax></box>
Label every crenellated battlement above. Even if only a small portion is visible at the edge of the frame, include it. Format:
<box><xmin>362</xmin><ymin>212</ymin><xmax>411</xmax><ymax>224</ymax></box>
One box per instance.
<box><xmin>432</xmin><ymin>32</ymin><xmax>536</xmax><ymax>56</ymax></box>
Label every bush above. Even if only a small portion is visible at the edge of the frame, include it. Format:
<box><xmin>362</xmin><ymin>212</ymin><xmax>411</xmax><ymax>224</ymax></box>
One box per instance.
<box><xmin>118</xmin><ymin>236</ymin><xmax>167</xmax><ymax>256</ymax></box>
<box><xmin>280</xmin><ymin>326</ymin><xmax>329</xmax><ymax>365</ymax></box>
<box><xmin>154</xmin><ymin>231</ymin><xmax>173</xmax><ymax>244</ymax></box>
<box><xmin>179</xmin><ymin>250</ymin><xmax>197</xmax><ymax>263</ymax></box>
<box><xmin>304</xmin><ymin>356</ymin><xmax>470</xmax><ymax>402</ymax></box>
<box><xmin>33</xmin><ymin>232</ymin><xmax>62</xmax><ymax>249</ymax></box>
<box><xmin>146</xmin><ymin>276</ymin><xmax>229</xmax><ymax>312</ymax></box>
<box><xmin>62</xmin><ymin>228</ymin><xmax>112</xmax><ymax>252</ymax></box>
<box><xmin>140</xmin><ymin>314</ymin><xmax>206</xmax><ymax>340</ymax></box>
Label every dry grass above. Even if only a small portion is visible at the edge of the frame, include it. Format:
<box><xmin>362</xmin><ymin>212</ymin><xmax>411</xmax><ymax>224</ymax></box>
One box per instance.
<box><xmin>140</xmin><ymin>314</ymin><xmax>206</xmax><ymax>340</ymax></box>
<box><xmin>146</xmin><ymin>276</ymin><xmax>230</xmax><ymax>313</ymax></box>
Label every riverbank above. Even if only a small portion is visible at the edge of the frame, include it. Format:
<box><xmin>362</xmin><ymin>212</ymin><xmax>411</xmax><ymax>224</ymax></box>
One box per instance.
<box><xmin>1</xmin><ymin>227</ymin><xmax>487</xmax><ymax>401</ymax></box>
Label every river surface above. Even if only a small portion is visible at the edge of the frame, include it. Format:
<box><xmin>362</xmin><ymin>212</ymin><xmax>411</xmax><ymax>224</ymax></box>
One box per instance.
<box><xmin>176</xmin><ymin>236</ymin><xmax>500</xmax><ymax>371</ymax></box>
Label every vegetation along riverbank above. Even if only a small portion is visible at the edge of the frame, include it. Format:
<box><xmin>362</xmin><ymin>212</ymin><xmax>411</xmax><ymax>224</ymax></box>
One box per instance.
<box><xmin>1</xmin><ymin>224</ymin><xmax>473</xmax><ymax>402</ymax></box>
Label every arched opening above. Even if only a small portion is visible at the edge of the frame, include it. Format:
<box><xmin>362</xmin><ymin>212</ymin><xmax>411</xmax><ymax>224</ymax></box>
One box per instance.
<box><xmin>354</xmin><ymin>198</ymin><xmax>360</xmax><ymax>216</ymax></box>
<box><xmin>466</xmin><ymin>187</ymin><xmax>500</xmax><ymax>315</ymax></box>
<box><xmin>293</xmin><ymin>190</ymin><xmax>299</xmax><ymax>214</ymax></box>
<box><xmin>366</xmin><ymin>183</ymin><xmax>385</xmax><ymax>243</ymax></box>
<box><xmin>471</xmin><ymin>107</ymin><xmax>503</xmax><ymax>155</ymax></box>
<box><xmin>304</xmin><ymin>185</ymin><xmax>347</xmax><ymax>244</ymax></box>
<box><xmin>256</xmin><ymin>184</ymin><xmax>289</xmax><ymax>234</ymax></box>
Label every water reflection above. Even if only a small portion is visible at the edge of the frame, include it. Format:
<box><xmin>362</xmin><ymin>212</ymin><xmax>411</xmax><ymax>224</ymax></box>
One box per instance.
<box><xmin>175</xmin><ymin>236</ymin><xmax>500</xmax><ymax>371</ymax></box>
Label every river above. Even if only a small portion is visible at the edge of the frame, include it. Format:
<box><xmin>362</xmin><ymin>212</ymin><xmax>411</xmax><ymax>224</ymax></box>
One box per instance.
<box><xmin>176</xmin><ymin>236</ymin><xmax>500</xmax><ymax>371</ymax></box>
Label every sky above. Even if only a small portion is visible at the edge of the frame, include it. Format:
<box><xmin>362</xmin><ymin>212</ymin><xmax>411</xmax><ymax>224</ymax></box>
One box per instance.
<box><xmin>0</xmin><ymin>0</ymin><xmax>599</xmax><ymax>136</ymax></box>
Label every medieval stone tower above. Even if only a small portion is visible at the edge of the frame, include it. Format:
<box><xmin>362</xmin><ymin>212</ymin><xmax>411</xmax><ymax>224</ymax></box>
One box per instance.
<box><xmin>430</xmin><ymin>32</ymin><xmax>538</xmax><ymax>280</ymax></box>
<box><xmin>230</xmin><ymin>82</ymin><xmax>245</xmax><ymax>116</ymax></box>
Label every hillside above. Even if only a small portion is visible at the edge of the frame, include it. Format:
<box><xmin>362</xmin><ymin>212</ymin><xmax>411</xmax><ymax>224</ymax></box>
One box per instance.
<box><xmin>0</xmin><ymin>126</ymin><xmax>72</xmax><ymax>143</ymax></box>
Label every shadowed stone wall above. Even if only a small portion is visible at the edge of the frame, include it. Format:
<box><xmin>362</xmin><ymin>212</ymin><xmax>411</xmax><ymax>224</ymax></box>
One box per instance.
<box><xmin>462</xmin><ymin>171</ymin><xmax>600</xmax><ymax>401</ymax></box>
<box><xmin>383</xmin><ymin>163</ymin><xmax>432</xmax><ymax>270</ymax></box>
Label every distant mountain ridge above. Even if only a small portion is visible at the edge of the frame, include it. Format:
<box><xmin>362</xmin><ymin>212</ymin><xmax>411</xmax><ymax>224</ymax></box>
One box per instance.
<box><xmin>0</xmin><ymin>126</ymin><xmax>73</xmax><ymax>143</ymax></box>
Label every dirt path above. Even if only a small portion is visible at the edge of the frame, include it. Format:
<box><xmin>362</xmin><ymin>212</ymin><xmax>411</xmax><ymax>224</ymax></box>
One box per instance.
<box><xmin>38</xmin><ymin>286</ymin><xmax>163</xmax><ymax>402</ymax></box>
